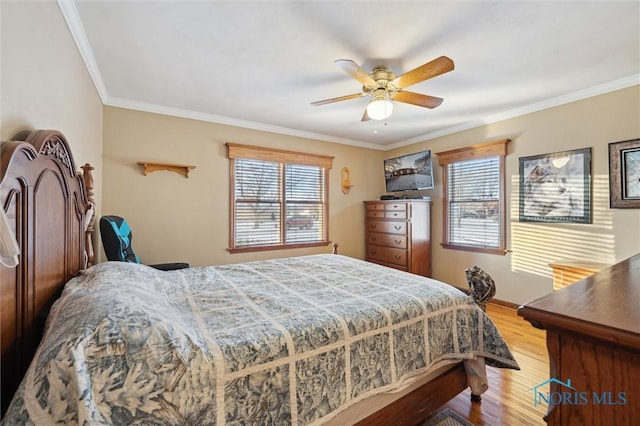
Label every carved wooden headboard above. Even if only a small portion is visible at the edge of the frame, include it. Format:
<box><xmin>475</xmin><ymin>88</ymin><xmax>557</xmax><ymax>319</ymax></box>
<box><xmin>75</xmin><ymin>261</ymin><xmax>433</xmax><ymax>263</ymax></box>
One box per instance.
<box><xmin>0</xmin><ymin>130</ymin><xmax>95</xmax><ymax>414</ymax></box>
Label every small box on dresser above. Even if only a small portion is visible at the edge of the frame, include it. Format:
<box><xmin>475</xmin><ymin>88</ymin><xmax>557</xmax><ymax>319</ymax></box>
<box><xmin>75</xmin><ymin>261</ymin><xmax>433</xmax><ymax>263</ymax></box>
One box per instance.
<box><xmin>364</xmin><ymin>200</ymin><xmax>431</xmax><ymax>277</ymax></box>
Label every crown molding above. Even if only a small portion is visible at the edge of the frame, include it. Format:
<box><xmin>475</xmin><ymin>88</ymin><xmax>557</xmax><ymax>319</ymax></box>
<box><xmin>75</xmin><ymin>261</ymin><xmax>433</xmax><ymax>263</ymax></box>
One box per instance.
<box><xmin>104</xmin><ymin>97</ymin><xmax>384</xmax><ymax>150</ymax></box>
<box><xmin>57</xmin><ymin>0</ymin><xmax>108</xmax><ymax>103</ymax></box>
<box><xmin>108</xmin><ymin>76</ymin><xmax>640</xmax><ymax>152</ymax></box>
<box><xmin>387</xmin><ymin>74</ymin><xmax>640</xmax><ymax>150</ymax></box>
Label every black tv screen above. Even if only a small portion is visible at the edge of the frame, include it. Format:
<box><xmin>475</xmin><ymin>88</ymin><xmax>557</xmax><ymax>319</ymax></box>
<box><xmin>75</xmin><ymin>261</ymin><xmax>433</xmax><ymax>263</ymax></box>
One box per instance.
<box><xmin>384</xmin><ymin>150</ymin><xmax>434</xmax><ymax>193</ymax></box>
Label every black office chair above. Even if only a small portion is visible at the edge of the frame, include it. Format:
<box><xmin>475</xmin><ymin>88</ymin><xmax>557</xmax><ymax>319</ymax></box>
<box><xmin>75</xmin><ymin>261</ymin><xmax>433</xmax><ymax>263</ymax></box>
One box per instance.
<box><xmin>99</xmin><ymin>215</ymin><xmax>189</xmax><ymax>271</ymax></box>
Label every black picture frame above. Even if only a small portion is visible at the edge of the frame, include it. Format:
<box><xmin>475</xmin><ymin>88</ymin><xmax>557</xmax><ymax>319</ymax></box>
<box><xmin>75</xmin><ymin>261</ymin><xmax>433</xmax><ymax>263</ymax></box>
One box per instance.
<box><xmin>519</xmin><ymin>148</ymin><xmax>592</xmax><ymax>223</ymax></box>
<box><xmin>609</xmin><ymin>138</ymin><xmax>640</xmax><ymax>208</ymax></box>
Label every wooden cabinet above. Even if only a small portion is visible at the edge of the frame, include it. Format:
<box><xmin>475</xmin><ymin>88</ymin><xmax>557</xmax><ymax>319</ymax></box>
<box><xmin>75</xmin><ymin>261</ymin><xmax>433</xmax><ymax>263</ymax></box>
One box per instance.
<box><xmin>364</xmin><ymin>200</ymin><xmax>431</xmax><ymax>277</ymax></box>
<box><xmin>549</xmin><ymin>259</ymin><xmax>611</xmax><ymax>290</ymax></box>
<box><xmin>518</xmin><ymin>253</ymin><xmax>640</xmax><ymax>425</ymax></box>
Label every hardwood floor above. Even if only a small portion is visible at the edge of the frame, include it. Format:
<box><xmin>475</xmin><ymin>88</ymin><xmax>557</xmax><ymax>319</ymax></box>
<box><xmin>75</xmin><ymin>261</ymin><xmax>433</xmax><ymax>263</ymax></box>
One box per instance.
<box><xmin>437</xmin><ymin>303</ymin><xmax>549</xmax><ymax>426</ymax></box>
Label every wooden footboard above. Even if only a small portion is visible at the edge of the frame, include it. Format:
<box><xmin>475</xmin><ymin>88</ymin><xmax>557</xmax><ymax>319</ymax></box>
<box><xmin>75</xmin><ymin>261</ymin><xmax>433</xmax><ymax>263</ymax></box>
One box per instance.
<box><xmin>356</xmin><ymin>363</ymin><xmax>469</xmax><ymax>425</ymax></box>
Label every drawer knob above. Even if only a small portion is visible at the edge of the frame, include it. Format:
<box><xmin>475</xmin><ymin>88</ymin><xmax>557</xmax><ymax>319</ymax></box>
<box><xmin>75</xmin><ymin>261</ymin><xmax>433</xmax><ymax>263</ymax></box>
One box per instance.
<box><xmin>394</xmin><ymin>225</ymin><xmax>402</xmax><ymax>230</ymax></box>
<box><xmin>394</xmin><ymin>255</ymin><xmax>401</xmax><ymax>259</ymax></box>
<box><xmin>371</xmin><ymin>249</ymin><xmax>377</xmax><ymax>254</ymax></box>
<box><xmin>370</xmin><ymin>236</ymin><xmax>377</xmax><ymax>241</ymax></box>
<box><xmin>395</xmin><ymin>239</ymin><xmax>402</xmax><ymax>244</ymax></box>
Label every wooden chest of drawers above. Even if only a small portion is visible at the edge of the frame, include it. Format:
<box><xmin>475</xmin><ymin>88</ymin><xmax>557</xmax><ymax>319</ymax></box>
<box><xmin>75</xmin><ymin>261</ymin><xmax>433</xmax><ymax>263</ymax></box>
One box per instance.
<box><xmin>364</xmin><ymin>200</ymin><xmax>431</xmax><ymax>277</ymax></box>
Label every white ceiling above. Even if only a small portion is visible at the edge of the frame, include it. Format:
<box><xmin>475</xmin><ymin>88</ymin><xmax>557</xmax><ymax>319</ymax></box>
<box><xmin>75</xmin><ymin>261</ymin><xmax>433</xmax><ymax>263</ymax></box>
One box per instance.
<box><xmin>60</xmin><ymin>0</ymin><xmax>640</xmax><ymax>150</ymax></box>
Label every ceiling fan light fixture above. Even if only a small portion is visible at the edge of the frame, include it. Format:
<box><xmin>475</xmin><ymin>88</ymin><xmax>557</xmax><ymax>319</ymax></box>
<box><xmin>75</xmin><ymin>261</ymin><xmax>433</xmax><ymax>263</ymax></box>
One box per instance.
<box><xmin>312</xmin><ymin>56</ymin><xmax>454</xmax><ymax>121</ymax></box>
<box><xmin>366</xmin><ymin>91</ymin><xmax>393</xmax><ymax>120</ymax></box>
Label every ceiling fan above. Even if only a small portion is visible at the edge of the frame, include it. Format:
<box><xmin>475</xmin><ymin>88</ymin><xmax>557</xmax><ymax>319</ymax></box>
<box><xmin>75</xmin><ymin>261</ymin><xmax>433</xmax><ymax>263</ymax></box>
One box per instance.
<box><xmin>311</xmin><ymin>56</ymin><xmax>454</xmax><ymax>121</ymax></box>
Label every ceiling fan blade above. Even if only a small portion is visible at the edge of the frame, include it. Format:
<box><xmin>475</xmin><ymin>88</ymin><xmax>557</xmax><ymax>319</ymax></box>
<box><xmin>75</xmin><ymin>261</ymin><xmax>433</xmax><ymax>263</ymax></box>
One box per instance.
<box><xmin>311</xmin><ymin>93</ymin><xmax>365</xmax><ymax>106</ymax></box>
<box><xmin>361</xmin><ymin>109</ymin><xmax>371</xmax><ymax>122</ymax></box>
<box><xmin>391</xmin><ymin>91</ymin><xmax>444</xmax><ymax>109</ymax></box>
<box><xmin>391</xmin><ymin>56</ymin><xmax>454</xmax><ymax>90</ymax></box>
<box><xmin>335</xmin><ymin>59</ymin><xmax>378</xmax><ymax>88</ymax></box>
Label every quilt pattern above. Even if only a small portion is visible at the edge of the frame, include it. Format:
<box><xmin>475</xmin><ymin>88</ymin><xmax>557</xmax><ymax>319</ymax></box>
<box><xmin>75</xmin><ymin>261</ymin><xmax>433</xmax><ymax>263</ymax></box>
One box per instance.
<box><xmin>3</xmin><ymin>254</ymin><xmax>518</xmax><ymax>425</ymax></box>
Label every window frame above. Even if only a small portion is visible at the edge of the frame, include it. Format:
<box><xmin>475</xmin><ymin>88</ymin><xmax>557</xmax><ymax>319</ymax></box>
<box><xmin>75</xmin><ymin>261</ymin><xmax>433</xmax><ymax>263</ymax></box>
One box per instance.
<box><xmin>436</xmin><ymin>139</ymin><xmax>510</xmax><ymax>255</ymax></box>
<box><xmin>227</xmin><ymin>143</ymin><xmax>333</xmax><ymax>253</ymax></box>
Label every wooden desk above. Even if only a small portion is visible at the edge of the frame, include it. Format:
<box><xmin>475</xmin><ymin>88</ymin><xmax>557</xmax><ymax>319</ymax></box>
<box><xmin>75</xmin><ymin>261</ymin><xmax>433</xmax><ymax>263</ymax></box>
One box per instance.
<box><xmin>518</xmin><ymin>253</ymin><xmax>640</xmax><ymax>425</ymax></box>
<box><xmin>548</xmin><ymin>259</ymin><xmax>611</xmax><ymax>291</ymax></box>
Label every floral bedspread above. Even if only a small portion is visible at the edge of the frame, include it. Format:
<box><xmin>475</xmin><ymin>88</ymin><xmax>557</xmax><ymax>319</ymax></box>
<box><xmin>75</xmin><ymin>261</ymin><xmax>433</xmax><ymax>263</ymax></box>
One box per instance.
<box><xmin>3</xmin><ymin>254</ymin><xmax>518</xmax><ymax>425</ymax></box>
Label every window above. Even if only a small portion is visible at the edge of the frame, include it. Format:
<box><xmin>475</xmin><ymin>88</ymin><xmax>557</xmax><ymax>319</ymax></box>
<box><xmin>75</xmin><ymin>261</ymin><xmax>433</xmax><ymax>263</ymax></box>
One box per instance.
<box><xmin>436</xmin><ymin>139</ymin><xmax>510</xmax><ymax>255</ymax></box>
<box><xmin>227</xmin><ymin>143</ymin><xmax>333</xmax><ymax>252</ymax></box>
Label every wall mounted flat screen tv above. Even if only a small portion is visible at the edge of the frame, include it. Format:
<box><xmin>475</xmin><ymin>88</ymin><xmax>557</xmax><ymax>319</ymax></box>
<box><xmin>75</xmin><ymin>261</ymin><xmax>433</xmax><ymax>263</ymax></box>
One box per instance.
<box><xmin>384</xmin><ymin>150</ymin><xmax>434</xmax><ymax>192</ymax></box>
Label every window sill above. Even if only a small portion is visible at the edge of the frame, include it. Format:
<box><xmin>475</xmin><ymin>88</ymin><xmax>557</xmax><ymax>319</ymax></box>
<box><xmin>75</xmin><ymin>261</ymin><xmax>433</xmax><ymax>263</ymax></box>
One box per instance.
<box><xmin>441</xmin><ymin>243</ymin><xmax>507</xmax><ymax>256</ymax></box>
<box><xmin>228</xmin><ymin>241</ymin><xmax>332</xmax><ymax>254</ymax></box>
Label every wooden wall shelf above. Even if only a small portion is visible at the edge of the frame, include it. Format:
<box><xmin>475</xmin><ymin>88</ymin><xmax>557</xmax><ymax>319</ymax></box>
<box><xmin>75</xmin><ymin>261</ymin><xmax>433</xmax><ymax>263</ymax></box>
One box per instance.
<box><xmin>136</xmin><ymin>161</ymin><xmax>196</xmax><ymax>178</ymax></box>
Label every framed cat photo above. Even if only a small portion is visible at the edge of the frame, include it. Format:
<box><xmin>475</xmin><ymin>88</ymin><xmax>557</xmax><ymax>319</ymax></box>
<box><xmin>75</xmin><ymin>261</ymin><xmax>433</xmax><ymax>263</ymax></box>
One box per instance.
<box><xmin>519</xmin><ymin>148</ymin><xmax>592</xmax><ymax>223</ymax></box>
<box><xmin>609</xmin><ymin>139</ymin><xmax>640</xmax><ymax>208</ymax></box>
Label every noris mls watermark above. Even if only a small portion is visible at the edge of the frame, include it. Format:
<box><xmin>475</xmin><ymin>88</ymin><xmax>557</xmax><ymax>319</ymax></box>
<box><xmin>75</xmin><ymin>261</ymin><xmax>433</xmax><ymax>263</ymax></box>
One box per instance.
<box><xmin>528</xmin><ymin>378</ymin><xmax>627</xmax><ymax>408</ymax></box>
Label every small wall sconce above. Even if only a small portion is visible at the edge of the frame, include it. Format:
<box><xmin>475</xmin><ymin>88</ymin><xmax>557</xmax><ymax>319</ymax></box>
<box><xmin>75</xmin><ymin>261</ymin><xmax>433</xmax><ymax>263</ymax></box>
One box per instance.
<box><xmin>341</xmin><ymin>167</ymin><xmax>353</xmax><ymax>194</ymax></box>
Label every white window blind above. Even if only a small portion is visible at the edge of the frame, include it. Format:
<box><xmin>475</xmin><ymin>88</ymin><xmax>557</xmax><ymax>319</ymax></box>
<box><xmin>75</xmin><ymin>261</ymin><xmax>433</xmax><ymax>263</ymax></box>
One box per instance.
<box><xmin>285</xmin><ymin>164</ymin><xmax>325</xmax><ymax>244</ymax></box>
<box><xmin>436</xmin><ymin>139</ymin><xmax>509</xmax><ymax>255</ymax></box>
<box><xmin>228</xmin><ymin>143</ymin><xmax>332</xmax><ymax>252</ymax></box>
<box><xmin>234</xmin><ymin>159</ymin><xmax>282</xmax><ymax>247</ymax></box>
<box><xmin>447</xmin><ymin>157</ymin><xmax>501</xmax><ymax>248</ymax></box>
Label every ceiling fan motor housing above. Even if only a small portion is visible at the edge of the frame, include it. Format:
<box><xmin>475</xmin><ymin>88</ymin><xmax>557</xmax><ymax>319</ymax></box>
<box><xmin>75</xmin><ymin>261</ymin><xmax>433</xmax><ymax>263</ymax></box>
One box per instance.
<box><xmin>364</xmin><ymin>67</ymin><xmax>397</xmax><ymax>93</ymax></box>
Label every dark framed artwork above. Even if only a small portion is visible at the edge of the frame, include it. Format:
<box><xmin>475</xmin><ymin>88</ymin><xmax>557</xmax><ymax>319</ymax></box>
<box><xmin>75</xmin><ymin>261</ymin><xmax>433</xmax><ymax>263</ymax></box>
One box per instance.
<box><xmin>519</xmin><ymin>148</ymin><xmax>592</xmax><ymax>223</ymax></box>
<box><xmin>609</xmin><ymin>138</ymin><xmax>640</xmax><ymax>208</ymax></box>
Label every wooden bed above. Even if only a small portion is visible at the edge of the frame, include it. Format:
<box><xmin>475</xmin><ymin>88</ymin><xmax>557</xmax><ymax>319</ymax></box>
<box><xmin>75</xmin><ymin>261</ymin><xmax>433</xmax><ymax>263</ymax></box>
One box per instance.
<box><xmin>1</xmin><ymin>130</ymin><xmax>513</xmax><ymax>424</ymax></box>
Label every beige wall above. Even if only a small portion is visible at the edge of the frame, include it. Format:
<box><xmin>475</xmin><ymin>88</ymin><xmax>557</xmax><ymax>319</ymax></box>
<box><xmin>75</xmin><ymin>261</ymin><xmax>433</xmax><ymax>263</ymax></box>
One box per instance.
<box><xmin>386</xmin><ymin>85</ymin><xmax>640</xmax><ymax>304</ymax></box>
<box><xmin>102</xmin><ymin>106</ymin><xmax>384</xmax><ymax>266</ymax></box>
<box><xmin>1</xmin><ymin>0</ymin><xmax>103</xmax><ymax>233</ymax></box>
